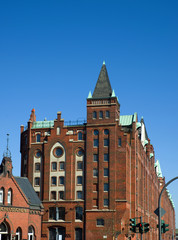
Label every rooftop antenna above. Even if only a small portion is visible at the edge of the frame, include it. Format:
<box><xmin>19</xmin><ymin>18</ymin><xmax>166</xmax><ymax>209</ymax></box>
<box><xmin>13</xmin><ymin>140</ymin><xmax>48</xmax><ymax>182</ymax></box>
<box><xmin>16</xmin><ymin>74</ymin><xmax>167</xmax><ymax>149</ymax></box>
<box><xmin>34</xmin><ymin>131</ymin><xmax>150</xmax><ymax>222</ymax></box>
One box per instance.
<box><xmin>3</xmin><ymin>134</ymin><xmax>11</xmax><ymax>158</ymax></box>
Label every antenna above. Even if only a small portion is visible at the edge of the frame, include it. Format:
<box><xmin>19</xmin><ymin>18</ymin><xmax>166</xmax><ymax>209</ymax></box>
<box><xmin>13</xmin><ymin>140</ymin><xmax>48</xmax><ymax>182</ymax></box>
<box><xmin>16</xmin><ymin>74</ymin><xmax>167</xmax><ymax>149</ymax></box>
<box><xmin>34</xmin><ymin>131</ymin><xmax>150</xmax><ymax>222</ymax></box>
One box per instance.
<box><xmin>3</xmin><ymin>134</ymin><xmax>11</xmax><ymax>158</ymax></box>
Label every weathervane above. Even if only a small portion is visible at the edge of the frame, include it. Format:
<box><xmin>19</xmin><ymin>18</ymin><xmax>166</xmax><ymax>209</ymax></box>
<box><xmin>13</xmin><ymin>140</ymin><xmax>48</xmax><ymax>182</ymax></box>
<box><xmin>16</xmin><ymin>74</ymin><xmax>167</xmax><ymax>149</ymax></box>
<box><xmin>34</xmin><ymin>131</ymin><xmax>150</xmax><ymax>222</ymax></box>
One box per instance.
<box><xmin>3</xmin><ymin>133</ymin><xmax>11</xmax><ymax>158</ymax></box>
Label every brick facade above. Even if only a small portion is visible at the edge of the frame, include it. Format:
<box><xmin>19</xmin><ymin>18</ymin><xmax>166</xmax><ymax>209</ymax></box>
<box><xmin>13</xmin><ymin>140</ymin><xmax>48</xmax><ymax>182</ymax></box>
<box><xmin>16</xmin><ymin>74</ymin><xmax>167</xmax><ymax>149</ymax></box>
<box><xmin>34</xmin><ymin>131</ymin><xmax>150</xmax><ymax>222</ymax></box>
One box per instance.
<box><xmin>20</xmin><ymin>63</ymin><xmax>175</xmax><ymax>240</ymax></box>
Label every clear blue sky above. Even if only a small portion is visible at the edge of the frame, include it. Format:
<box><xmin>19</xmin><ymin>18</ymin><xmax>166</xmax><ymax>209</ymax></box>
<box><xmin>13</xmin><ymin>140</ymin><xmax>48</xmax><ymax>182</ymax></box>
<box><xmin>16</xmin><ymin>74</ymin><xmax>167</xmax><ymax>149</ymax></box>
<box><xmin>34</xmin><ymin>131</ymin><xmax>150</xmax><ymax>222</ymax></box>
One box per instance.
<box><xmin>0</xmin><ymin>0</ymin><xmax>178</xmax><ymax>227</ymax></box>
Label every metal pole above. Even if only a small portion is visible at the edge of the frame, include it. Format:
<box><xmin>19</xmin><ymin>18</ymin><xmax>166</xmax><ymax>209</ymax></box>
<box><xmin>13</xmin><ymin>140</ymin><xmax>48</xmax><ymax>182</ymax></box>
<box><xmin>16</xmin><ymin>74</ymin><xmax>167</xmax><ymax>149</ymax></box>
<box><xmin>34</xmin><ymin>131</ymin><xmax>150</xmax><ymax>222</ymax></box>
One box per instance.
<box><xmin>158</xmin><ymin>176</ymin><xmax>178</xmax><ymax>240</ymax></box>
<box><xmin>140</xmin><ymin>216</ymin><xmax>143</xmax><ymax>240</ymax></box>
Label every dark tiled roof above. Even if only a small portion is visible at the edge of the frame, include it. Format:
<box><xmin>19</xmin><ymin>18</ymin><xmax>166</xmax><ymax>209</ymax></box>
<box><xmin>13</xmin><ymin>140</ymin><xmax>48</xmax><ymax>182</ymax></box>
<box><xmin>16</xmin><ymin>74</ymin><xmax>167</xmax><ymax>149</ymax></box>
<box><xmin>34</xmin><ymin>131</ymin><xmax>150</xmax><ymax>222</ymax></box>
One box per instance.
<box><xmin>92</xmin><ymin>63</ymin><xmax>112</xmax><ymax>98</ymax></box>
<box><xmin>14</xmin><ymin>176</ymin><xmax>42</xmax><ymax>210</ymax></box>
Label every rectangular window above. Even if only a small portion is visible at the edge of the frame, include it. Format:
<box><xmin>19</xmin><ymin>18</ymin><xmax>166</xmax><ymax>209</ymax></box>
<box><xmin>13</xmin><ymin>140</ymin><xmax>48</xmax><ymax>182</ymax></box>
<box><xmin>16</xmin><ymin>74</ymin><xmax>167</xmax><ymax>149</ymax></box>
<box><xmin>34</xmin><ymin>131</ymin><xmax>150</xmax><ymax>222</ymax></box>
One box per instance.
<box><xmin>52</xmin><ymin>162</ymin><xmax>57</xmax><ymax>171</ymax></box>
<box><xmin>77</xmin><ymin>161</ymin><xmax>83</xmax><ymax>170</ymax></box>
<box><xmin>77</xmin><ymin>191</ymin><xmax>83</xmax><ymax>199</ymax></box>
<box><xmin>93</xmin><ymin>139</ymin><xmax>99</xmax><ymax>147</ymax></box>
<box><xmin>104</xmin><ymin>168</ymin><xmax>109</xmax><ymax>177</ymax></box>
<box><xmin>97</xmin><ymin>219</ymin><xmax>104</xmax><ymax>226</ymax></box>
<box><xmin>51</xmin><ymin>176</ymin><xmax>57</xmax><ymax>186</ymax></box>
<box><xmin>104</xmin><ymin>139</ymin><xmax>109</xmax><ymax>147</ymax></box>
<box><xmin>118</xmin><ymin>137</ymin><xmax>122</xmax><ymax>147</ymax></box>
<box><xmin>93</xmin><ymin>198</ymin><xmax>98</xmax><ymax>207</ymax></box>
<box><xmin>49</xmin><ymin>207</ymin><xmax>56</xmax><ymax>220</ymax></box>
<box><xmin>104</xmin><ymin>183</ymin><xmax>109</xmax><ymax>192</ymax></box>
<box><xmin>35</xmin><ymin>163</ymin><xmax>40</xmax><ymax>172</ymax></box>
<box><xmin>59</xmin><ymin>191</ymin><xmax>64</xmax><ymax>200</ymax></box>
<box><xmin>104</xmin><ymin>153</ymin><xmax>109</xmax><ymax>162</ymax></box>
<box><xmin>51</xmin><ymin>191</ymin><xmax>56</xmax><ymax>200</ymax></box>
<box><xmin>105</xmin><ymin>110</ymin><xmax>110</xmax><ymax>118</ymax></box>
<box><xmin>104</xmin><ymin>199</ymin><xmax>109</xmax><ymax>207</ymax></box>
<box><xmin>93</xmin><ymin>154</ymin><xmax>98</xmax><ymax>162</ymax></box>
<box><xmin>59</xmin><ymin>176</ymin><xmax>64</xmax><ymax>185</ymax></box>
<box><xmin>75</xmin><ymin>207</ymin><xmax>83</xmax><ymax>221</ymax></box>
<box><xmin>99</xmin><ymin>111</ymin><xmax>103</xmax><ymax>119</ymax></box>
<box><xmin>35</xmin><ymin>177</ymin><xmax>40</xmax><ymax>186</ymax></box>
<box><xmin>77</xmin><ymin>176</ymin><xmax>82</xmax><ymax>185</ymax></box>
<box><xmin>93</xmin><ymin>183</ymin><xmax>98</xmax><ymax>192</ymax></box>
<box><xmin>0</xmin><ymin>190</ymin><xmax>3</xmax><ymax>204</ymax></box>
<box><xmin>60</xmin><ymin>162</ymin><xmax>65</xmax><ymax>170</ymax></box>
<box><xmin>93</xmin><ymin>168</ymin><xmax>98</xmax><ymax>177</ymax></box>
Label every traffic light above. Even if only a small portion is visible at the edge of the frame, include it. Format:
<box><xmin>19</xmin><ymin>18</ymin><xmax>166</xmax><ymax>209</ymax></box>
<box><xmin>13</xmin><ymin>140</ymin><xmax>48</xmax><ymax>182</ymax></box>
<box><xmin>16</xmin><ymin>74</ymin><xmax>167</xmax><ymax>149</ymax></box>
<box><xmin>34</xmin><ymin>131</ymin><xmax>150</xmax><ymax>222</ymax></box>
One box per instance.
<box><xmin>163</xmin><ymin>223</ymin><xmax>169</xmax><ymax>233</ymax></box>
<box><xmin>138</xmin><ymin>223</ymin><xmax>143</xmax><ymax>234</ymax></box>
<box><xmin>130</xmin><ymin>218</ymin><xmax>136</xmax><ymax>233</ymax></box>
<box><xmin>143</xmin><ymin>222</ymin><xmax>150</xmax><ymax>233</ymax></box>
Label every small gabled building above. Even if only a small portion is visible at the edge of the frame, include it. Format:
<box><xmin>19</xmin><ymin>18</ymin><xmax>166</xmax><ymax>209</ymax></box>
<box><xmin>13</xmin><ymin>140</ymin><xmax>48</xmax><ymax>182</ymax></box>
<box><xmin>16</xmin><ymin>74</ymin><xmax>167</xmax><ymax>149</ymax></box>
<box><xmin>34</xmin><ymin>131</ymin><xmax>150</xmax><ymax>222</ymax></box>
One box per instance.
<box><xmin>0</xmin><ymin>151</ymin><xmax>43</xmax><ymax>240</ymax></box>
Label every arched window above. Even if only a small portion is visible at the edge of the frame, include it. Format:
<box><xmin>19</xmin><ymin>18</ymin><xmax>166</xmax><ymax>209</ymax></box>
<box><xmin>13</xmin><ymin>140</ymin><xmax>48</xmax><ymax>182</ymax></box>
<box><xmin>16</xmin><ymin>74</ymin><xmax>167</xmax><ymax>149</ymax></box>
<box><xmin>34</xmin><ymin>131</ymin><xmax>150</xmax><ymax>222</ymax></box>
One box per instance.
<box><xmin>36</xmin><ymin>134</ymin><xmax>41</xmax><ymax>143</ymax></box>
<box><xmin>99</xmin><ymin>111</ymin><xmax>103</xmax><ymax>119</ymax></box>
<box><xmin>0</xmin><ymin>222</ymin><xmax>8</xmax><ymax>233</ymax></box>
<box><xmin>78</xmin><ymin>132</ymin><xmax>82</xmax><ymax>140</ymax></box>
<box><xmin>56</xmin><ymin>127</ymin><xmax>61</xmax><ymax>135</ymax></box>
<box><xmin>93</xmin><ymin>111</ymin><xmax>97</xmax><ymax>119</ymax></box>
<box><xmin>7</xmin><ymin>188</ymin><xmax>12</xmax><ymax>205</ymax></box>
<box><xmin>16</xmin><ymin>227</ymin><xmax>22</xmax><ymax>240</ymax></box>
<box><xmin>0</xmin><ymin>187</ymin><xmax>4</xmax><ymax>204</ymax></box>
<box><xmin>105</xmin><ymin>110</ymin><xmax>110</xmax><ymax>118</ymax></box>
<box><xmin>28</xmin><ymin>226</ymin><xmax>35</xmax><ymax>240</ymax></box>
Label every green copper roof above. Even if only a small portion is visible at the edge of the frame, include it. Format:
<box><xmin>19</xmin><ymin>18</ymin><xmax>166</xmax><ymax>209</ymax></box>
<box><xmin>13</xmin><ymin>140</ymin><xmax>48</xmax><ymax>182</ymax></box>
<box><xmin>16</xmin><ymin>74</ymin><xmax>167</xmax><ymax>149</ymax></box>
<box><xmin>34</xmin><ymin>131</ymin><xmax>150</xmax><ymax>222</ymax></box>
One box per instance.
<box><xmin>32</xmin><ymin>120</ymin><xmax>54</xmax><ymax>129</ymax></box>
<box><xmin>120</xmin><ymin>115</ymin><xmax>134</xmax><ymax>126</ymax></box>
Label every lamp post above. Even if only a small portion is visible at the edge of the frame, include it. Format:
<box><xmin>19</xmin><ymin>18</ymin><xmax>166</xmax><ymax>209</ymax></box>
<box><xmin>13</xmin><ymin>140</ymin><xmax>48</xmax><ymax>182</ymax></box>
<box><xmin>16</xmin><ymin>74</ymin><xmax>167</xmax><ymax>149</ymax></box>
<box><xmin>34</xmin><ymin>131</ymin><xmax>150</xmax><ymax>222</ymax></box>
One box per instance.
<box><xmin>158</xmin><ymin>176</ymin><xmax>178</xmax><ymax>240</ymax></box>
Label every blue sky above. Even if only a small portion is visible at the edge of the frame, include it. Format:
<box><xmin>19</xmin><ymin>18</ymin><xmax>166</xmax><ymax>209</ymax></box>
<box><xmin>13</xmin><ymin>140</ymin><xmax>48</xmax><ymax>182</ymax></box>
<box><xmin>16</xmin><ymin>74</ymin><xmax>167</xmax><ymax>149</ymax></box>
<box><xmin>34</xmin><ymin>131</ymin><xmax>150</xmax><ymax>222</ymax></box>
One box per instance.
<box><xmin>0</xmin><ymin>0</ymin><xmax>178</xmax><ymax>227</ymax></box>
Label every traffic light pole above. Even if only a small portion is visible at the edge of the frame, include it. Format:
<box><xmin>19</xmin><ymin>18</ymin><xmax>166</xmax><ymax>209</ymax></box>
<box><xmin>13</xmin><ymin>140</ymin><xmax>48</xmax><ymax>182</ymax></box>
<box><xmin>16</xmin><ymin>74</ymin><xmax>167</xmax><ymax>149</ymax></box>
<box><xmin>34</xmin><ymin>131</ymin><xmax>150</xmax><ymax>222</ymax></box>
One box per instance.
<box><xmin>140</xmin><ymin>216</ymin><xmax>143</xmax><ymax>240</ymax></box>
<box><xmin>158</xmin><ymin>176</ymin><xmax>178</xmax><ymax>240</ymax></box>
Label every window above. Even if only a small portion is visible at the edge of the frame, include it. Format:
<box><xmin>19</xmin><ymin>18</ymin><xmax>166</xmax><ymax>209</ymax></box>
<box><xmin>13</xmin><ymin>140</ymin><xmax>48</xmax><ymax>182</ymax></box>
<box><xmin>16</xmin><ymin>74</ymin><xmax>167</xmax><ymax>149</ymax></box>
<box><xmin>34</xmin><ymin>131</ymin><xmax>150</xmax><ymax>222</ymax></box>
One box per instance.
<box><xmin>104</xmin><ymin>168</ymin><xmax>109</xmax><ymax>177</ymax></box>
<box><xmin>0</xmin><ymin>188</ymin><xmax>4</xmax><ymax>204</ymax></box>
<box><xmin>104</xmin><ymin>153</ymin><xmax>109</xmax><ymax>162</ymax></box>
<box><xmin>75</xmin><ymin>228</ymin><xmax>82</xmax><ymax>240</ymax></box>
<box><xmin>75</xmin><ymin>207</ymin><xmax>83</xmax><ymax>221</ymax></box>
<box><xmin>104</xmin><ymin>129</ymin><xmax>109</xmax><ymax>135</ymax></box>
<box><xmin>36</xmin><ymin>134</ymin><xmax>41</xmax><ymax>143</ymax></box>
<box><xmin>104</xmin><ymin>199</ymin><xmax>109</xmax><ymax>207</ymax></box>
<box><xmin>53</xmin><ymin>147</ymin><xmax>63</xmax><ymax>158</ymax></box>
<box><xmin>7</xmin><ymin>189</ymin><xmax>12</xmax><ymax>205</ymax></box>
<box><xmin>60</xmin><ymin>162</ymin><xmax>65</xmax><ymax>170</ymax></box>
<box><xmin>51</xmin><ymin>177</ymin><xmax>57</xmax><ymax>186</ymax></box>
<box><xmin>51</xmin><ymin>191</ymin><xmax>56</xmax><ymax>200</ymax></box>
<box><xmin>52</xmin><ymin>162</ymin><xmax>57</xmax><ymax>171</ymax></box>
<box><xmin>104</xmin><ymin>183</ymin><xmax>109</xmax><ymax>192</ymax></box>
<box><xmin>93</xmin><ymin>111</ymin><xmax>97</xmax><ymax>119</ymax></box>
<box><xmin>77</xmin><ymin>176</ymin><xmax>82</xmax><ymax>185</ymax></box>
<box><xmin>78</xmin><ymin>132</ymin><xmax>83</xmax><ymax>140</ymax></box>
<box><xmin>35</xmin><ymin>163</ymin><xmax>40</xmax><ymax>172</ymax></box>
<box><xmin>93</xmin><ymin>168</ymin><xmax>98</xmax><ymax>177</ymax></box>
<box><xmin>59</xmin><ymin>191</ymin><xmax>64</xmax><ymax>200</ymax></box>
<box><xmin>94</xmin><ymin>130</ymin><xmax>99</xmax><ymax>135</ymax></box>
<box><xmin>97</xmin><ymin>219</ymin><xmax>104</xmax><ymax>226</ymax></box>
<box><xmin>99</xmin><ymin>111</ymin><xmax>103</xmax><ymax>119</ymax></box>
<box><xmin>93</xmin><ymin>154</ymin><xmax>98</xmax><ymax>162</ymax></box>
<box><xmin>77</xmin><ymin>161</ymin><xmax>83</xmax><ymax>170</ymax></box>
<box><xmin>104</xmin><ymin>138</ymin><xmax>109</xmax><ymax>147</ymax></box>
<box><xmin>93</xmin><ymin>183</ymin><xmax>98</xmax><ymax>192</ymax></box>
<box><xmin>106</xmin><ymin>111</ymin><xmax>110</xmax><ymax>118</ymax></box>
<box><xmin>118</xmin><ymin>137</ymin><xmax>122</xmax><ymax>147</ymax></box>
<box><xmin>77</xmin><ymin>149</ymin><xmax>84</xmax><ymax>156</ymax></box>
<box><xmin>49</xmin><ymin>207</ymin><xmax>65</xmax><ymax>221</ymax></box>
<box><xmin>59</xmin><ymin>176</ymin><xmax>64</xmax><ymax>185</ymax></box>
<box><xmin>77</xmin><ymin>191</ymin><xmax>83</xmax><ymax>199</ymax></box>
<box><xmin>16</xmin><ymin>227</ymin><xmax>22</xmax><ymax>240</ymax></box>
<box><xmin>34</xmin><ymin>177</ymin><xmax>40</xmax><ymax>186</ymax></box>
<box><xmin>35</xmin><ymin>150</ymin><xmax>41</xmax><ymax>158</ymax></box>
<box><xmin>28</xmin><ymin>226</ymin><xmax>35</xmax><ymax>240</ymax></box>
<box><xmin>93</xmin><ymin>139</ymin><xmax>99</xmax><ymax>147</ymax></box>
<box><xmin>56</xmin><ymin>127</ymin><xmax>60</xmax><ymax>135</ymax></box>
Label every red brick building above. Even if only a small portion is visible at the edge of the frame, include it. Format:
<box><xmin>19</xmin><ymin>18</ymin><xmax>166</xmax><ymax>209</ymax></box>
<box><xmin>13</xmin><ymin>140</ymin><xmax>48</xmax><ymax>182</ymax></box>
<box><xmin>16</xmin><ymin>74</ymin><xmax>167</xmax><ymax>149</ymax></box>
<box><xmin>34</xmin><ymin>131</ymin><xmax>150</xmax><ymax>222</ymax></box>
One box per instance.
<box><xmin>0</xmin><ymin>151</ymin><xmax>43</xmax><ymax>240</ymax></box>
<box><xmin>20</xmin><ymin>63</ymin><xmax>175</xmax><ymax>240</ymax></box>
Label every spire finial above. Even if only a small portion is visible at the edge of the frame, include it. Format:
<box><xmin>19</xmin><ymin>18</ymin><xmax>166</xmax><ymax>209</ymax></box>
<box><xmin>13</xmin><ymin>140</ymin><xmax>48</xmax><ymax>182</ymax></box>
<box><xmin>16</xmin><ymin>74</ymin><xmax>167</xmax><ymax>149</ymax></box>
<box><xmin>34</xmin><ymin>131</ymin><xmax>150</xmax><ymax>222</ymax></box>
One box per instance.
<box><xmin>103</xmin><ymin>60</ymin><xmax>105</xmax><ymax>65</ymax></box>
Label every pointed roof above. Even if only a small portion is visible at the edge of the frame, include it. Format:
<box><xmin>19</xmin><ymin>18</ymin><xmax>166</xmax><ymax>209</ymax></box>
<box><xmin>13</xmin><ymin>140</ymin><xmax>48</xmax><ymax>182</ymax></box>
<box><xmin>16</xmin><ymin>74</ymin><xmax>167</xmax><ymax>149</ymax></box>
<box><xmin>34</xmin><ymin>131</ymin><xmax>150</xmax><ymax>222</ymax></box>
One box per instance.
<box><xmin>92</xmin><ymin>62</ymin><xmax>112</xmax><ymax>99</ymax></box>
